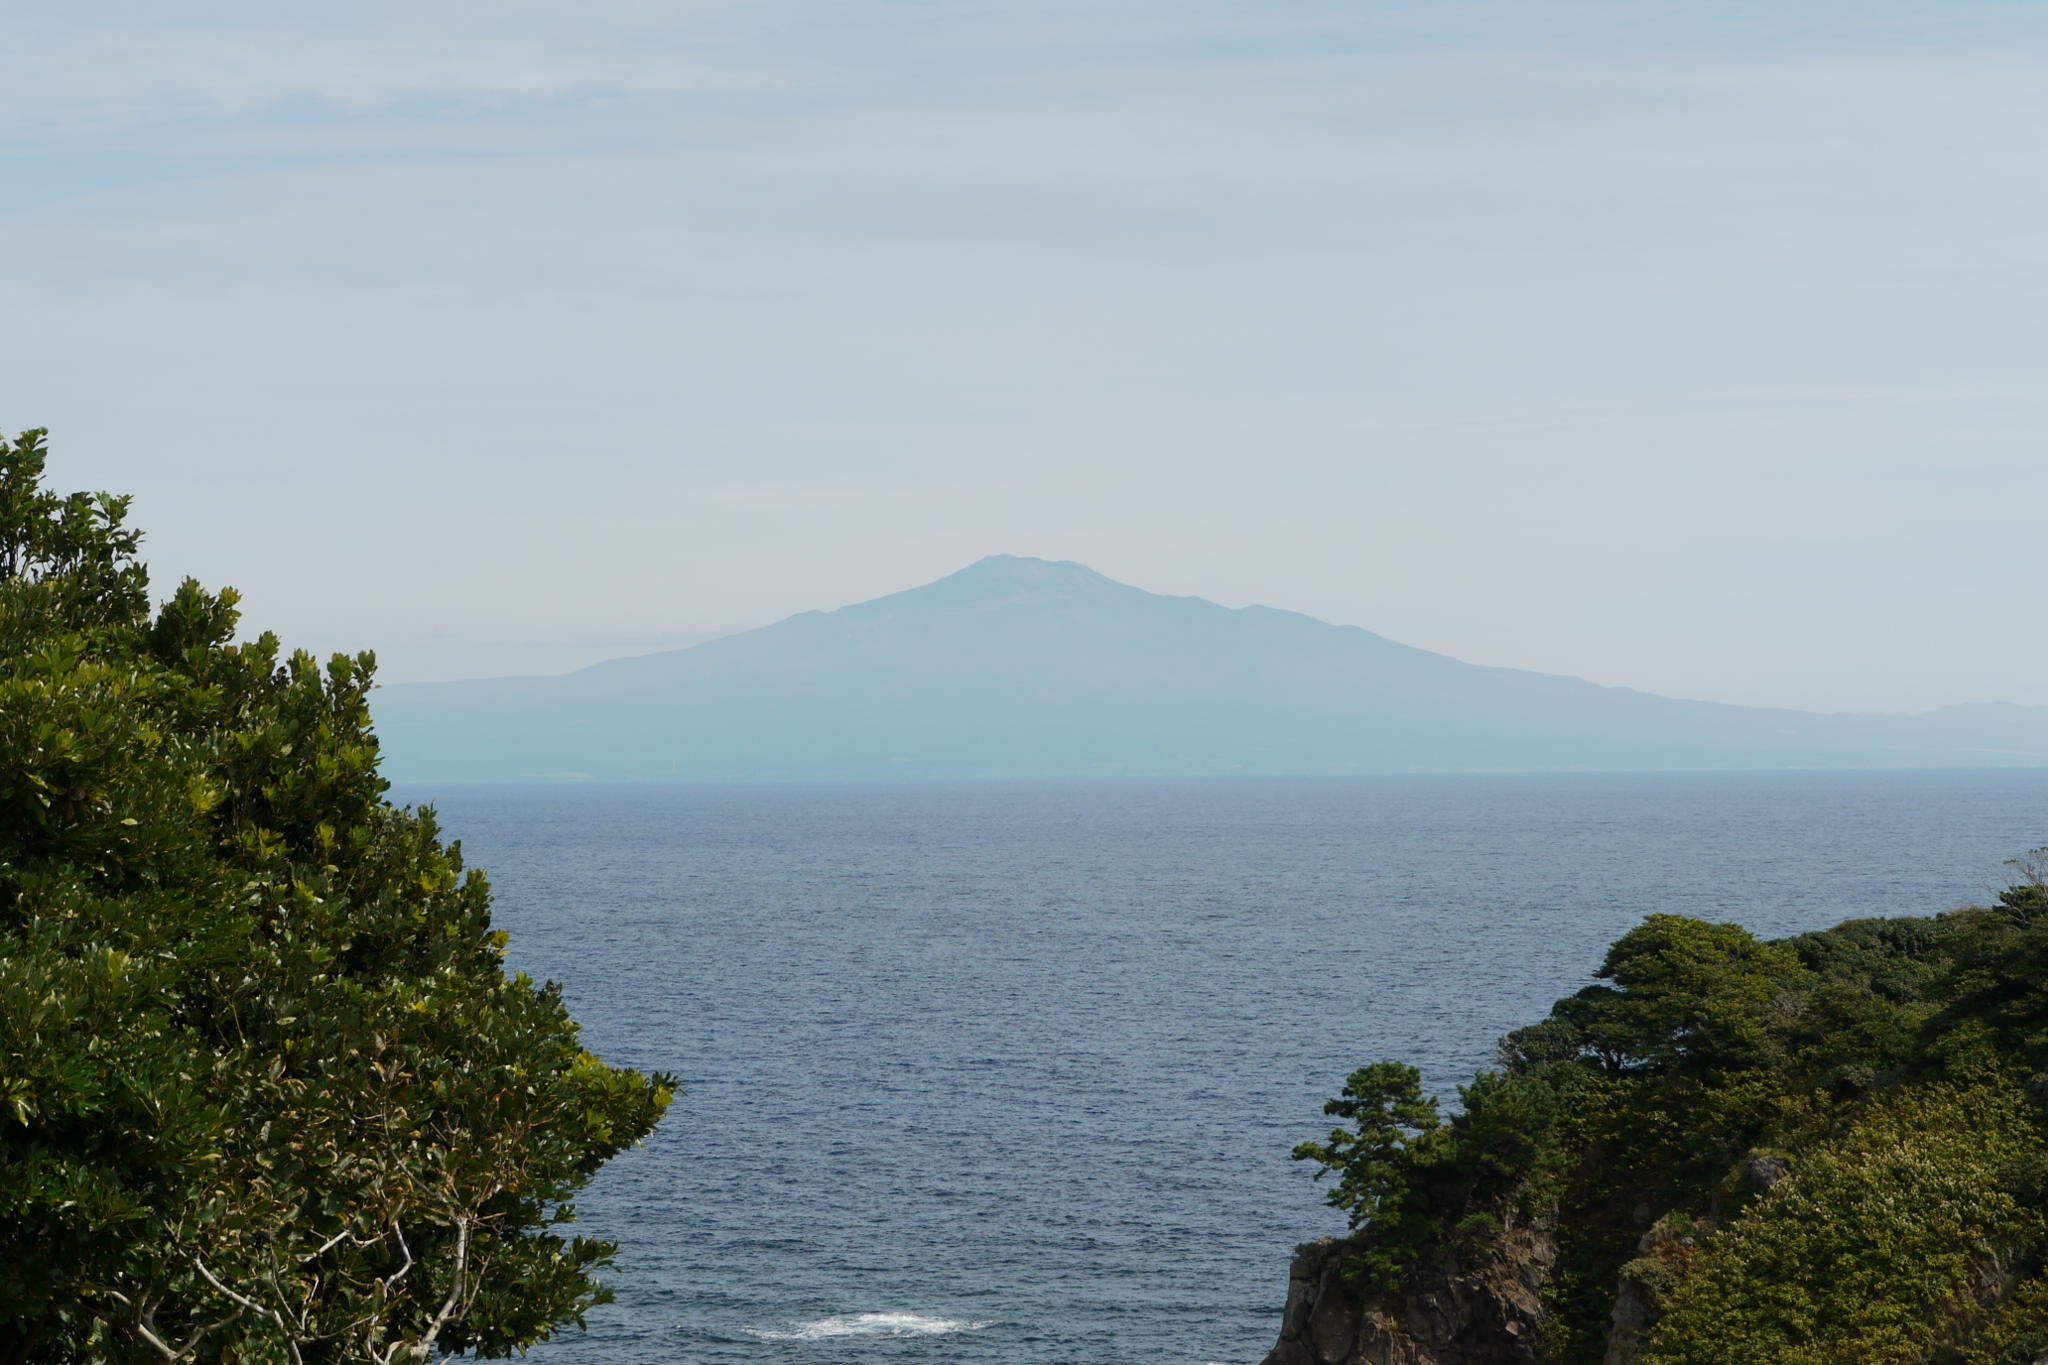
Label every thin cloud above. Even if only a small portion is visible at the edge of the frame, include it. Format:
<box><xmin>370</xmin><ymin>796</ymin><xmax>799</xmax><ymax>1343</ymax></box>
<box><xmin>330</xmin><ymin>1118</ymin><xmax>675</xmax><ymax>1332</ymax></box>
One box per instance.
<box><xmin>3</xmin><ymin>1</ymin><xmax>2045</xmax><ymax>708</ymax></box>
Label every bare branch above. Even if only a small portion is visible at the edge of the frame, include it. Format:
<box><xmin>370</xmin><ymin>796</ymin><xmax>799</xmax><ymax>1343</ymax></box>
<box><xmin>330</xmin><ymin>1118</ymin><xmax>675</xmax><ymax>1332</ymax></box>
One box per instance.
<box><xmin>126</xmin><ymin>1315</ymin><xmax>184</xmax><ymax>1363</ymax></box>
<box><xmin>164</xmin><ymin>1308</ymin><xmax>249</xmax><ymax>1363</ymax></box>
<box><xmin>385</xmin><ymin>1219</ymin><xmax>416</xmax><ymax>1295</ymax></box>
<box><xmin>299</xmin><ymin>1225</ymin><xmax>361</xmax><ymax>1264</ymax></box>
<box><xmin>192</xmin><ymin>1258</ymin><xmax>305</xmax><ymax>1365</ymax></box>
<box><xmin>414</xmin><ymin>1217</ymin><xmax>473</xmax><ymax>1360</ymax></box>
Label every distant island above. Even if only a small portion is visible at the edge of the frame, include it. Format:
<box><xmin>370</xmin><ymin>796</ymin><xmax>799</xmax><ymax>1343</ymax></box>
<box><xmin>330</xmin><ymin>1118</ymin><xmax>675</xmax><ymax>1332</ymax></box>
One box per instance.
<box><xmin>371</xmin><ymin>555</ymin><xmax>2048</xmax><ymax>781</ymax></box>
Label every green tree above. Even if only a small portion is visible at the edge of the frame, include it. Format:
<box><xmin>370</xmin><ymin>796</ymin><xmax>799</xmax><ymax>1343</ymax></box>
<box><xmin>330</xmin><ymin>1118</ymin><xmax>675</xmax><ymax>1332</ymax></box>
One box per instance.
<box><xmin>1292</xmin><ymin>1061</ymin><xmax>1442</xmax><ymax>1286</ymax></box>
<box><xmin>1643</xmin><ymin>1083</ymin><xmax>2042</xmax><ymax>1365</ymax></box>
<box><xmin>1292</xmin><ymin>889</ymin><xmax>2048</xmax><ymax>1364</ymax></box>
<box><xmin>1553</xmin><ymin>914</ymin><xmax>1805</xmax><ymax>1077</ymax></box>
<box><xmin>0</xmin><ymin>429</ymin><xmax>675</xmax><ymax>1363</ymax></box>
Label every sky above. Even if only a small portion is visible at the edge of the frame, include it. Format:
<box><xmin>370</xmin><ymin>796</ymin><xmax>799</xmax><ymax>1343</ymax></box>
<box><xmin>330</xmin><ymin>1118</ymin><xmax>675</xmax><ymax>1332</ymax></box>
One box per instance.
<box><xmin>4</xmin><ymin>1</ymin><xmax>2045</xmax><ymax>712</ymax></box>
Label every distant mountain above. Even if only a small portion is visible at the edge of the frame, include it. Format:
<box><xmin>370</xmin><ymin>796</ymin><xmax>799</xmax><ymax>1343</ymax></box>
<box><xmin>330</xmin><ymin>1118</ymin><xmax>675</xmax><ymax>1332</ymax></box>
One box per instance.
<box><xmin>370</xmin><ymin>555</ymin><xmax>2048</xmax><ymax>780</ymax></box>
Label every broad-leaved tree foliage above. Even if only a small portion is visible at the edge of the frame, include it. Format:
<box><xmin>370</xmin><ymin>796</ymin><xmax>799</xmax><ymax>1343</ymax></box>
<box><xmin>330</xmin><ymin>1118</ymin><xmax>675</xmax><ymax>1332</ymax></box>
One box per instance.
<box><xmin>0</xmin><ymin>430</ymin><xmax>676</xmax><ymax>1364</ymax></box>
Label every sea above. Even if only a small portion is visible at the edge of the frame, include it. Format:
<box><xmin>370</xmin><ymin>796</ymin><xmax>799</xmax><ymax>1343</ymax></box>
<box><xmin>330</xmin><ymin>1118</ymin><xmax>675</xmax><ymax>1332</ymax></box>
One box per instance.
<box><xmin>390</xmin><ymin>770</ymin><xmax>2048</xmax><ymax>1365</ymax></box>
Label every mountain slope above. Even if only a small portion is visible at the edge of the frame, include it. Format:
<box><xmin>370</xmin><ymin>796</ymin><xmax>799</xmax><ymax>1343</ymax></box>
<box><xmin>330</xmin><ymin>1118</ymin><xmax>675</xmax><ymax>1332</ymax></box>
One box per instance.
<box><xmin>370</xmin><ymin>556</ymin><xmax>2048</xmax><ymax>780</ymax></box>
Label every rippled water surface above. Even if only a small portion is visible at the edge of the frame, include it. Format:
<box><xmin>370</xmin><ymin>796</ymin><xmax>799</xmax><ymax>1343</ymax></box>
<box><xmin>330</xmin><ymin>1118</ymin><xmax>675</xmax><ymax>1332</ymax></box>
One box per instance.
<box><xmin>392</xmin><ymin>772</ymin><xmax>2048</xmax><ymax>1365</ymax></box>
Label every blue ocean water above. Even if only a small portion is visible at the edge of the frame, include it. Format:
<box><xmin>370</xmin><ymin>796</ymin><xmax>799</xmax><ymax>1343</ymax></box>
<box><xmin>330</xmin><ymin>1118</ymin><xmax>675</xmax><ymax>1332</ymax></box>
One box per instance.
<box><xmin>392</xmin><ymin>772</ymin><xmax>2048</xmax><ymax>1365</ymax></box>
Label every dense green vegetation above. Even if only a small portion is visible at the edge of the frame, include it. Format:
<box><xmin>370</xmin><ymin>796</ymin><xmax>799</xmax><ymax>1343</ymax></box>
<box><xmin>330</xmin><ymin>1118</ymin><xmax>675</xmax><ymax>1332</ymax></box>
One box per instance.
<box><xmin>0</xmin><ymin>430</ymin><xmax>675</xmax><ymax>1363</ymax></box>
<box><xmin>1298</xmin><ymin>865</ymin><xmax>2048</xmax><ymax>1363</ymax></box>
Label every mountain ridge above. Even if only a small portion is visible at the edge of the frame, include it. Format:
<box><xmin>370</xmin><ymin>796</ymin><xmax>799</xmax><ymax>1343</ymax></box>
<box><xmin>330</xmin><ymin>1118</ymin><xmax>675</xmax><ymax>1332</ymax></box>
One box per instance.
<box><xmin>370</xmin><ymin>557</ymin><xmax>2048</xmax><ymax>780</ymax></box>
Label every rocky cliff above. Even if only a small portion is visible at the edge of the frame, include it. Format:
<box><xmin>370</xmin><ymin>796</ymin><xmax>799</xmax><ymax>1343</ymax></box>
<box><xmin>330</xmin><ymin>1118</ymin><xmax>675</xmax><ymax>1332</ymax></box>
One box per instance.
<box><xmin>1261</xmin><ymin>1207</ymin><xmax>1555</xmax><ymax>1365</ymax></box>
<box><xmin>1262</xmin><ymin>1143</ymin><xmax>2046</xmax><ymax>1365</ymax></box>
<box><xmin>1262</xmin><ymin>894</ymin><xmax>2048</xmax><ymax>1364</ymax></box>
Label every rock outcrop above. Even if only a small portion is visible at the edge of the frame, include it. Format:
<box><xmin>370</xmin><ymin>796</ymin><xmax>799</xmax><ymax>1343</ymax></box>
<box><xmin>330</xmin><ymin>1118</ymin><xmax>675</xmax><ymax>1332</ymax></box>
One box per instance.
<box><xmin>1602</xmin><ymin>1152</ymin><xmax>1784</xmax><ymax>1365</ymax></box>
<box><xmin>1261</xmin><ymin>1208</ymin><xmax>1557</xmax><ymax>1365</ymax></box>
<box><xmin>1602</xmin><ymin>1213</ymin><xmax>1713</xmax><ymax>1365</ymax></box>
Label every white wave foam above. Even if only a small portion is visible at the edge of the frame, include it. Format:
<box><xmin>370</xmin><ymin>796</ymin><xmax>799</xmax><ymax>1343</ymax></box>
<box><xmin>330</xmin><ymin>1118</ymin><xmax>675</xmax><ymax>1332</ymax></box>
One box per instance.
<box><xmin>747</xmin><ymin>1312</ymin><xmax>991</xmax><ymax>1342</ymax></box>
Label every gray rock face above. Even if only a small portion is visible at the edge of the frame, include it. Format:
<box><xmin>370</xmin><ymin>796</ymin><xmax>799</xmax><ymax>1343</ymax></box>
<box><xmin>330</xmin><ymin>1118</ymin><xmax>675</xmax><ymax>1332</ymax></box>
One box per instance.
<box><xmin>1740</xmin><ymin>1151</ymin><xmax>1790</xmax><ymax>1196</ymax></box>
<box><xmin>1601</xmin><ymin>1212</ymin><xmax>1714</xmax><ymax>1365</ymax></box>
<box><xmin>1260</xmin><ymin>1210</ymin><xmax>1556</xmax><ymax>1365</ymax></box>
<box><xmin>1603</xmin><ymin>1153</ymin><xmax>1783</xmax><ymax>1365</ymax></box>
<box><xmin>1601</xmin><ymin>1271</ymin><xmax>1656</xmax><ymax>1365</ymax></box>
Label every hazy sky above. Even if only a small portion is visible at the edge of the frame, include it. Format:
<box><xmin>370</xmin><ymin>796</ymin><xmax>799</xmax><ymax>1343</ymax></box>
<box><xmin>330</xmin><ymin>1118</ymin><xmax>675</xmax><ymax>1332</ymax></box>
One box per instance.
<box><xmin>6</xmin><ymin>2</ymin><xmax>2045</xmax><ymax>711</ymax></box>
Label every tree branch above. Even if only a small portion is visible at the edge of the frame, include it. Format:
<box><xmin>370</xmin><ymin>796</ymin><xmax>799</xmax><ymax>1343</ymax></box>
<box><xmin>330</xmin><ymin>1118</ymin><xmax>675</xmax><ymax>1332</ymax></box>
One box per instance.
<box><xmin>192</xmin><ymin>1258</ymin><xmax>305</xmax><ymax>1365</ymax></box>
<box><xmin>414</xmin><ymin>1216</ymin><xmax>472</xmax><ymax>1358</ymax></box>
